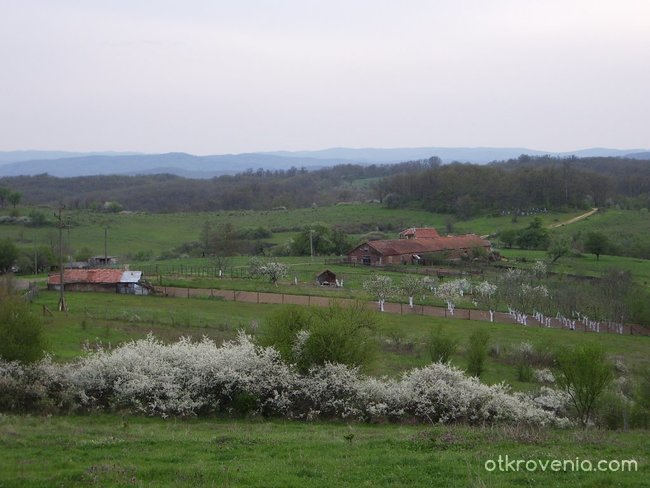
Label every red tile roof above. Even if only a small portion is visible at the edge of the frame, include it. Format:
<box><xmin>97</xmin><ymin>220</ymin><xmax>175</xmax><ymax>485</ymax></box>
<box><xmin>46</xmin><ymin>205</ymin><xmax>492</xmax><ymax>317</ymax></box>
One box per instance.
<box><xmin>399</xmin><ymin>227</ymin><xmax>440</xmax><ymax>239</ymax></box>
<box><xmin>364</xmin><ymin>235</ymin><xmax>490</xmax><ymax>256</ymax></box>
<box><xmin>48</xmin><ymin>269</ymin><xmax>124</xmax><ymax>285</ymax></box>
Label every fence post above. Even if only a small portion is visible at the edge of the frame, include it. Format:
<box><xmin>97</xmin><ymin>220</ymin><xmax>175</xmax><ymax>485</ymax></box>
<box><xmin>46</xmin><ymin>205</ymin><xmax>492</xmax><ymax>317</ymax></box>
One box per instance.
<box><xmin>468</xmin><ymin>309</ymin><xmax>470</xmax><ymax>320</ymax></box>
<box><xmin>257</xmin><ymin>292</ymin><xmax>259</xmax><ymax>304</ymax></box>
<box><xmin>187</xmin><ymin>287</ymin><xmax>190</xmax><ymax>298</ymax></box>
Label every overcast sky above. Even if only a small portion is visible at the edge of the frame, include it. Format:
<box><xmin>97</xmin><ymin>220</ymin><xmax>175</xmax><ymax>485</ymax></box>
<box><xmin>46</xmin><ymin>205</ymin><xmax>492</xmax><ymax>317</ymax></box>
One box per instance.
<box><xmin>1</xmin><ymin>0</ymin><xmax>649</xmax><ymax>154</ymax></box>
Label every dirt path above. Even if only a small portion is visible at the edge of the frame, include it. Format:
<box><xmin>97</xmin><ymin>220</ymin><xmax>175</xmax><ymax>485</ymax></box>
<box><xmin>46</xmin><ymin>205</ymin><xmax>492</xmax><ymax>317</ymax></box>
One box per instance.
<box><xmin>548</xmin><ymin>208</ymin><xmax>598</xmax><ymax>228</ymax></box>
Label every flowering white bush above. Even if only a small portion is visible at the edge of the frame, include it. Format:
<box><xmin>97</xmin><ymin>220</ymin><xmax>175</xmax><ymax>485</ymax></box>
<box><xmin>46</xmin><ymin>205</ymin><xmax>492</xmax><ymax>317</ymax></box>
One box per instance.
<box><xmin>0</xmin><ymin>335</ymin><xmax>569</xmax><ymax>426</ymax></box>
<box><xmin>533</xmin><ymin>368</ymin><xmax>555</xmax><ymax>384</ymax></box>
<box><xmin>529</xmin><ymin>386</ymin><xmax>571</xmax><ymax>417</ymax></box>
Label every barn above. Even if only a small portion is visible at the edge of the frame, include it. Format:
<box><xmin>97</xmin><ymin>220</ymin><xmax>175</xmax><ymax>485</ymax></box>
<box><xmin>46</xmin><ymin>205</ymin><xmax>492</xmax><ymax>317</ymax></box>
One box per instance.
<box><xmin>47</xmin><ymin>269</ymin><xmax>151</xmax><ymax>295</ymax></box>
<box><xmin>347</xmin><ymin>231</ymin><xmax>491</xmax><ymax>266</ymax></box>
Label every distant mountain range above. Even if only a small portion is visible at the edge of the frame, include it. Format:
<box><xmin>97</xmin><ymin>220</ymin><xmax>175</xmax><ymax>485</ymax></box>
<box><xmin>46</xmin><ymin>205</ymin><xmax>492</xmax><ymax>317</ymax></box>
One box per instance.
<box><xmin>0</xmin><ymin>147</ymin><xmax>647</xmax><ymax>179</ymax></box>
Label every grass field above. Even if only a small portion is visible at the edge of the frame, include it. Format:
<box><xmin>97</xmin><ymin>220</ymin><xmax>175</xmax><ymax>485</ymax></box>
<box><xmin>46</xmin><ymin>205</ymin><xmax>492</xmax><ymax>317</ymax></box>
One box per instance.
<box><xmin>0</xmin><ymin>415</ymin><xmax>646</xmax><ymax>487</ymax></box>
<box><xmin>551</xmin><ymin>207</ymin><xmax>650</xmax><ymax>257</ymax></box>
<box><xmin>32</xmin><ymin>290</ymin><xmax>650</xmax><ymax>389</ymax></box>
<box><xmin>0</xmin><ymin>203</ymin><xmax>587</xmax><ymax>258</ymax></box>
<box><xmin>499</xmin><ymin>248</ymin><xmax>650</xmax><ymax>287</ymax></box>
<box><xmin>4</xmin><ymin>205</ymin><xmax>650</xmax><ymax>488</ymax></box>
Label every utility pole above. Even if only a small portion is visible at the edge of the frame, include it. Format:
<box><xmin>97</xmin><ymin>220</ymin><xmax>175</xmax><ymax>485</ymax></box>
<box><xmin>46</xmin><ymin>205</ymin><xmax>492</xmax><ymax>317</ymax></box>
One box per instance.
<box><xmin>103</xmin><ymin>225</ymin><xmax>109</xmax><ymax>265</ymax></box>
<box><xmin>56</xmin><ymin>206</ymin><xmax>67</xmax><ymax>312</ymax></box>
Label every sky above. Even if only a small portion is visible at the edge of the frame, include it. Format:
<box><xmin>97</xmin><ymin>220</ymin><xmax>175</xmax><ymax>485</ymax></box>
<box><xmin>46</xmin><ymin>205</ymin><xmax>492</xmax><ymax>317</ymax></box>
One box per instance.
<box><xmin>1</xmin><ymin>0</ymin><xmax>649</xmax><ymax>154</ymax></box>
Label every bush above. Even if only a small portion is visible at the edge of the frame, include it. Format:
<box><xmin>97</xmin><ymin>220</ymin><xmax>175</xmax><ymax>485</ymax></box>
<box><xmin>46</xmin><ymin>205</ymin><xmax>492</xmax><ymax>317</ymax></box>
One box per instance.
<box><xmin>0</xmin><ymin>298</ymin><xmax>46</xmax><ymax>363</ymax></box>
<box><xmin>261</xmin><ymin>303</ymin><xmax>377</xmax><ymax>373</ymax></box>
<box><xmin>0</xmin><ymin>334</ymin><xmax>567</xmax><ymax>426</ymax></box>
<box><xmin>427</xmin><ymin>326</ymin><xmax>458</xmax><ymax>363</ymax></box>
<box><xmin>554</xmin><ymin>343</ymin><xmax>613</xmax><ymax>427</ymax></box>
<box><xmin>466</xmin><ymin>329</ymin><xmax>490</xmax><ymax>378</ymax></box>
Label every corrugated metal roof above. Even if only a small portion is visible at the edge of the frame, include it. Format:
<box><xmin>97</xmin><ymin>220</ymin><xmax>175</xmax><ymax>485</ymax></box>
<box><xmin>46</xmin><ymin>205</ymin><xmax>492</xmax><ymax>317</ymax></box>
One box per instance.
<box><xmin>120</xmin><ymin>271</ymin><xmax>142</xmax><ymax>283</ymax></box>
<box><xmin>48</xmin><ymin>269</ymin><xmax>143</xmax><ymax>285</ymax></box>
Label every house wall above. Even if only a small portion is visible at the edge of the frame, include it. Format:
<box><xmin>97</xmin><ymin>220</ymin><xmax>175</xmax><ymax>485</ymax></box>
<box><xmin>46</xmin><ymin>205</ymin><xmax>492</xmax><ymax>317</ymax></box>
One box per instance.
<box><xmin>66</xmin><ymin>283</ymin><xmax>117</xmax><ymax>293</ymax></box>
<box><xmin>348</xmin><ymin>245</ymin><xmax>385</xmax><ymax>266</ymax></box>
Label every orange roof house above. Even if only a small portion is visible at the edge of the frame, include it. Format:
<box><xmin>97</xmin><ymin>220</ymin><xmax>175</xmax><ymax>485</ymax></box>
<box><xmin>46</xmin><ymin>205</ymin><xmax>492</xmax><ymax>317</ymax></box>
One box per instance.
<box><xmin>348</xmin><ymin>228</ymin><xmax>490</xmax><ymax>266</ymax></box>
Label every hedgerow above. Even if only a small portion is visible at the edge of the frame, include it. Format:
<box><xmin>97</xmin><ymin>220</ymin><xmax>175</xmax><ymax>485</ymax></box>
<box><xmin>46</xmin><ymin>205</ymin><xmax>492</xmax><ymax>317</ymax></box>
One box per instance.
<box><xmin>0</xmin><ymin>333</ymin><xmax>569</xmax><ymax>426</ymax></box>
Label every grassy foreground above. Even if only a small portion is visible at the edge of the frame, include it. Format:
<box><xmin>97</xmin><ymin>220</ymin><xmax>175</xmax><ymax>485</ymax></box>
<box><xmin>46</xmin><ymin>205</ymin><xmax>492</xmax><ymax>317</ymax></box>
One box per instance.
<box><xmin>0</xmin><ymin>415</ymin><xmax>646</xmax><ymax>487</ymax></box>
<box><xmin>32</xmin><ymin>291</ymin><xmax>650</xmax><ymax>387</ymax></box>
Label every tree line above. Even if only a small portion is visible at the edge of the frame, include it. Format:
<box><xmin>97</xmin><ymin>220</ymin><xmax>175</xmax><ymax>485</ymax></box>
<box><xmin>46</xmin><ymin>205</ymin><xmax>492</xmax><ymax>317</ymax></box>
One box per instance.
<box><xmin>1</xmin><ymin>155</ymin><xmax>649</xmax><ymax>215</ymax></box>
<box><xmin>378</xmin><ymin>156</ymin><xmax>650</xmax><ymax>218</ymax></box>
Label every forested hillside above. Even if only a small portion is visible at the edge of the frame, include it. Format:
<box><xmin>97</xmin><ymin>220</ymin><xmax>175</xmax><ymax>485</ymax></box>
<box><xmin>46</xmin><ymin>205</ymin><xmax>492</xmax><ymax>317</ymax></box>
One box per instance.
<box><xmin>379</xmin><ymin>156</ymin><xmax>650</xmax><ymax>217</ymax></box>
<box><xmin>1</xmin><ymin>156</ymin><xmax>649</xmax><ymax>214</ymax></box>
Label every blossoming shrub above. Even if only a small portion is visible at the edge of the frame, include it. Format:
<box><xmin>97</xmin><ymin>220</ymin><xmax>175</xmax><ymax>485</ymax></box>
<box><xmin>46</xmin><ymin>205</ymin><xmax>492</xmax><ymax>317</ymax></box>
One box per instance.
<box><xmin>0</xmin><ymin>334</ymin><xmax>567</xmax><ymax>426</ymax></box>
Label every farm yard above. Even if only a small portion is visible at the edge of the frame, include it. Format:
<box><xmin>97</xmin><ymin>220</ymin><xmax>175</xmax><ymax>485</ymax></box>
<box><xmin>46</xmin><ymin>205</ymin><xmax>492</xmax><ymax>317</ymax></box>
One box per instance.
<box><xmin>1</xmin><ymin>202</ymin><xmax>650</xmax><ymax>487</ymax></box>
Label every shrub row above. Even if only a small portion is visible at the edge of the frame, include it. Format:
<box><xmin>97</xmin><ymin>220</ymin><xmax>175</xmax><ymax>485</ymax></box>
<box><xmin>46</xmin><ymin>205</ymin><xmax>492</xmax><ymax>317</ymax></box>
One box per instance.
<box><xmin>0</xmin><ymin>333</ymin><xmax>569</xmax><ymax>426</ymax></box>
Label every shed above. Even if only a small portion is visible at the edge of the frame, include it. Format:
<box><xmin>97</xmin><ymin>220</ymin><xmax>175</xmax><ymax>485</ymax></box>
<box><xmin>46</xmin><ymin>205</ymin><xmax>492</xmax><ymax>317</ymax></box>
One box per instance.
<box><xmin>316</xmin><ymin>269</ymin><xmax>337</xmax><ymax>286</ymax></box>
<box><xmin>48</xmin><ymin>269</ymin><xmax>151</xmax><ymax>295</ymax></box>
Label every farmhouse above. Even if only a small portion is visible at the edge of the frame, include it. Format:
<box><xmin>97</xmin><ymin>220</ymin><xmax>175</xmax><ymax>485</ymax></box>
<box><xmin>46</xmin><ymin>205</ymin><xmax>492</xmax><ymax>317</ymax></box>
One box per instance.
<box><xmin>348</xmin><ymin>228</ymin><xmax>491</xmax><ymax>266</ymax></box>
<box><xmin>398</xmin><ymin>227</ymin><xmax>440</xmax><ymax>239</ymax></box>
<box><xmin>47</xmin><ymin>269</ymin><xmax>151</xmax><ymax>295</ymax></box>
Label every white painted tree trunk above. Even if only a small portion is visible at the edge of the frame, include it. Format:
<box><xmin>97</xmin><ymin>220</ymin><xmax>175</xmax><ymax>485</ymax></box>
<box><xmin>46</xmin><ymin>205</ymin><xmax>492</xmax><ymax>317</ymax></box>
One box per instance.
<box><xmin>489</xmin><ymin>310</ymin><xmax>494</xmax><ymax>322</ymax></box>
<box><xmin>408</xmin><ymin>296</ymin><xmax>414</xmax><ymax>308</ymax></box>
<box><xmin>379</xmin><ymin>299</ymin><xmax>385</xmax><ymax>312</ymax></box>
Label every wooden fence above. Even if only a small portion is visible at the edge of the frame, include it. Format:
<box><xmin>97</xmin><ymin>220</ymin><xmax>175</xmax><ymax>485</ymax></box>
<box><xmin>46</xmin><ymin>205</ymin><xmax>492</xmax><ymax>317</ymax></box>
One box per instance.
<box><xmin>152</xmin><ymin>285</ymin><xmax>649</xmax><ymax>337</ymax></box>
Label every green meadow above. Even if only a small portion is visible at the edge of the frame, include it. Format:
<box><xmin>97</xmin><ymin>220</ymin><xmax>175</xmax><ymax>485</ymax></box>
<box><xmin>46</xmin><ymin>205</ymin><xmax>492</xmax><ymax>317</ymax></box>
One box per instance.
<box><xmin>0</xmin><ymin>415</ymin><xmax>647</xmax><ymax>488</ymax></box>
<box><xmin>1</xmin><ymin>203</ymin><xmax>588</xmax><ymax>258</ymax></box>
<box><xmin>3</xmin><ymin>203</ymin><xmax>650</xmax><ymax>488</ymax></box>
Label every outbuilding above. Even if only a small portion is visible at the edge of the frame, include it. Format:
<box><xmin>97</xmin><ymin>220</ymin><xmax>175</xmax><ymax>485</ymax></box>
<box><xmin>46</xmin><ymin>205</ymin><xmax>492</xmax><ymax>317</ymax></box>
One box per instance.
<box><xmin>316</xmin><ymin>269</ymin><xmax>337</xmax><ymax>286</ymax></box>
<box><xmin>48</xmin><ymin>269</ymin><xmax>151</xmax><ymax>295</ymax></box>
<box><xmin>347</xmin><ymin>230</ymin><xmax>491</xmax><ymax>266</ymax></box>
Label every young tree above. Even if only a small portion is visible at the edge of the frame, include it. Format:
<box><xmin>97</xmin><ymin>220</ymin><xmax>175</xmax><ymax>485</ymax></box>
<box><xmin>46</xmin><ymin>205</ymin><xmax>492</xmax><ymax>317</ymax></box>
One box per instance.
<box><xmin>427</xmin><ymin>325</ymin><xmax>458</xmax><ymax>363</ymax></box>
<box><xmin>248</xmin><ymin>258</ymin><xmax>289</xmax><ymax>286</ymax></box>
<box><xmin>435</xmin><ymin>280</ymin><xmax>464</xmax><ymax>315</ymax></box>
<box><xmin>499</xmin><ymin>229</ymin><xmax>518</xmax><ymax>249</ymax></box>
<box><xmin>399</xmin><ymin>275</ymin><xmax>425</xmax><ymax>308</ymax></box>
<box><xmin>547</xmin><ymin>235</ymin><xmax>572</xmax><ymax>264</ymax></box>
<box><xmin>584</xmin><ymin>231</ymin><xmax>609</xmax><ymax>261</ymax></box>
<box><xmin>474</xmin><ymin>281</ymin><xmax>498</xmax><ymax>322</ymax></box>
<box><xmin>516</xmin><ymin>217</ymin><xmax>550</xmax><ymax>250</ymax></box>
<box><xmin>290</xmin><ymin>223</ymin><xmax>351</xmax><ymax>256</ymax></box>
<box><xmin>7</xmin><ymin>191</ymin><xmax>21</xmax><ymax>209</ymax></box>
<box><xmin>0</xmin><ymin>297</ymin><xmax>46</xmax><ymax>363</ymax></box>
<box><xmin>363</xmin><ymin>274</ymin><xmax>393</xmax><ymax>312</ymax></box>
<box><xmin>0</xmin><ymin>187</ymin><xmax>9</xmax><ymax>208</ymax></box>
<box><xmin>0</xmin><ymin>239</ymin><xmax>18</xmax><ymax>273</ymax></box>
<box><xmin>554</xmin><ymin>343</ymin><xmax>613</xmax><ymax>427</ymax></box>
<box><xmin>466</xmin><ymin>329</ymin><xmax>490</xmax><ymax>378</ymax></box>
<box><xmin>260</xmin><ymin>303</ymin><xmax>377</xmax><ymax>373</ymax></box>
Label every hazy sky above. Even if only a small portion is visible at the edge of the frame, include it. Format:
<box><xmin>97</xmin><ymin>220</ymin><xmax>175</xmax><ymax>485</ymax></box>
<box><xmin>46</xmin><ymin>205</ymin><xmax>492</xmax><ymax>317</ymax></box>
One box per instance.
<box><xmin>2</xmin><ymin>0</ymin><xmax>649</xmax><ymax>154</ymax></box>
